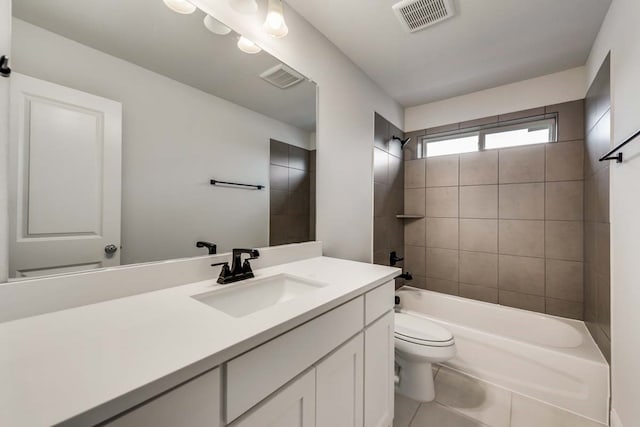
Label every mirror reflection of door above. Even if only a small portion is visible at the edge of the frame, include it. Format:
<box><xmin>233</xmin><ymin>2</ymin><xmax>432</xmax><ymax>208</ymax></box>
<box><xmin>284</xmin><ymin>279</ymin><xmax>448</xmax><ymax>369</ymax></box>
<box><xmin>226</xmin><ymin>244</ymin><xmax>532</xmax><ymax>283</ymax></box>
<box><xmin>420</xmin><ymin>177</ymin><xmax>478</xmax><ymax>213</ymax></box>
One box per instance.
<box><xmin>7</xmin><ymin>0</ymin><xmax>317</xmax><ymax>280</ymax></box>
<box><xmin>1</xmin><ymin>0</ymin><xmax>10</xmax><ymax>283</ymax></box>
<box><xmin>9</xmin><ymin>74</ymin><xmax>122</xmax><ymax>278</ymax></box>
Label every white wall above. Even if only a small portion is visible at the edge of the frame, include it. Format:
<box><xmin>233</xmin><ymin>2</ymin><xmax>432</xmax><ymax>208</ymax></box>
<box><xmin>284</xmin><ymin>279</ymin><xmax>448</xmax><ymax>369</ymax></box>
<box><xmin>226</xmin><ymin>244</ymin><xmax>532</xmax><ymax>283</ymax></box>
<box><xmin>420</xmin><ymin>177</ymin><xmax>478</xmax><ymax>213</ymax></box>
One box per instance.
<box><xmin>0</xmin><ymin>0</ymin><xmax>10</xmax><ymax>282</ymax></box>
<box><xmin>586</xmin><ymin>0</ymin><xmax>640</xmax><ymax>425</ymax></box>
<box><xmin>191</xmin><ymin>0</ymin><xmax>404</xmax><ymax>263</ymax></box>
<box><xmin>404</xmin><ymin>67</ymin><xmax>586</xmax><ymax>131</ymax></box>
<box><xmin>12</xmin><ymin>18</ymin><xmax>310</xmax><ymax>264</ymax></box>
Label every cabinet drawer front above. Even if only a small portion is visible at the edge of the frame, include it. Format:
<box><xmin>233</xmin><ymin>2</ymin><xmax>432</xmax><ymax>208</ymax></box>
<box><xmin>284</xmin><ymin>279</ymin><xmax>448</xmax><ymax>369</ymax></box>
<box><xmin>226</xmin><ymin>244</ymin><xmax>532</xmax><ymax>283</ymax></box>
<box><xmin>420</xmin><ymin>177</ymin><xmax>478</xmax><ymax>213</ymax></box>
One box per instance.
<box><xmin>365</xmin><ymin>281</ymin><xmax>394</xmax><ymax>325</ymax></box>
<box><xmin>227</xmin><ymin>297</ymin><xmax>364</xmax><ymax>422</ymax></box>
<box><xmin>105</xmin><ymin>368</ymin><xmax>222</xmax><ymax>427</ymax></box>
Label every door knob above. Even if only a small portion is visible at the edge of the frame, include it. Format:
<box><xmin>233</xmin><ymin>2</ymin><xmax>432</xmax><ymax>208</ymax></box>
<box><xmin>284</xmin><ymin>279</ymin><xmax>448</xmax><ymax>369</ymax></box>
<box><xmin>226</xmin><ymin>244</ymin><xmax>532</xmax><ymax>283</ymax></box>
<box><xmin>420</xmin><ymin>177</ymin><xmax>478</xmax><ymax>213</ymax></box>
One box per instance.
<box><xmin>0</xmin><ymin>56</ymin><xmax>11</xmax><ymax>78</ymax></box>
<box><xmin>104</xmin><ymin>244</ymin><xmax>118</xmax><ymax>255</ymax></box>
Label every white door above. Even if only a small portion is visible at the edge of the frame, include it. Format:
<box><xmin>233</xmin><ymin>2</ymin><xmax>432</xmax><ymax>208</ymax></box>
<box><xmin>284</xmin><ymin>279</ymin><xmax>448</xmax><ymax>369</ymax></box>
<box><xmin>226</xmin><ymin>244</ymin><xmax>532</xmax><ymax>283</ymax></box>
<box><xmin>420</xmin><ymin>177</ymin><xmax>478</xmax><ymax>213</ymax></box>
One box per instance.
<box><xmin>9</xmin><ymin>73</ymin><xmax>122</xmax><ymax>278</ymax></box>
<box><xmin>231</xmin><ymin>369</ymin><xmax>316</xmax><ymax>427</ymax></box>
<box><xmin>316</xmin><ymin>333</ymin><xmax>364</xmax><ymax>427</ymax></box>
<box><xmin>365</xmin><ymin>311</ymin><xmax>395</xmax><ymax>427</ymax></box>
<box><xmin>0</xmin><ymin>0</ymin><xmax>11</xmax><ymax>282</ymax></box>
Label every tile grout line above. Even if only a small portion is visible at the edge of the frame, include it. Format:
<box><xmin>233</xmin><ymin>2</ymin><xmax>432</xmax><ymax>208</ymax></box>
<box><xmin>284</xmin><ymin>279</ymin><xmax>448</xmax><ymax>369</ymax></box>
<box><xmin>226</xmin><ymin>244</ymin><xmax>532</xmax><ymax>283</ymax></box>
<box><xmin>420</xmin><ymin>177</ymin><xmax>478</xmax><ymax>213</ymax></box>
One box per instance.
<box><xmin>544</xmin><ymin>143</ymin><xmax>548</xmax><ymax>314</ymax></box>
<box><xmin>416</xmin><ymin>176</ymin><xmax>585</xmax><ymax>188</ymax></box>
<box><xmin>429</xmin><ymin>399</ymin><xmax>494</xmax><ymax>427</ymax></box>
<box><xmin>406</xmin><ymin>402</ymin><xmax>421</xmax><ymax>427</ymax></box>
<box><xmin>457</xmin><ymin>154</ymin><xmax>461</xmax><ymax>295</ymax></box>
<box><xmin>497</xmin><ymin>149</ymin><xmax>501</xmax><ymax>305</ymax></box>
<box><xmin>423</xmin><ymin>159</ymin><xmax>427</xmax><ymax>283</ymax></box>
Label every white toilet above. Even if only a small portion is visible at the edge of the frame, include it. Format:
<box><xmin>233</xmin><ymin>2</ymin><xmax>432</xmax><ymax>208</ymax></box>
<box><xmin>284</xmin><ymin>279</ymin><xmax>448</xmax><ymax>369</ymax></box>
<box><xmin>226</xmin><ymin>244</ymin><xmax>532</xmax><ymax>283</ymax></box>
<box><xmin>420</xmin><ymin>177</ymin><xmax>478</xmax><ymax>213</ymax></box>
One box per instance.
<box><xmin>394</xmin><ymin>311</ymin><xmax>457</xmax><ymax>402</ymax></box>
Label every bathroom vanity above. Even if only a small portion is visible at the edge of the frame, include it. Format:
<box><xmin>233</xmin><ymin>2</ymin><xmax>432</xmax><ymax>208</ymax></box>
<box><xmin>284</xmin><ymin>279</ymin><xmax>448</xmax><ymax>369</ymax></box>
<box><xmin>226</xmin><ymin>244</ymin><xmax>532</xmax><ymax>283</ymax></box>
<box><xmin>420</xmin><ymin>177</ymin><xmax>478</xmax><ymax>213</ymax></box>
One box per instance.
<box><xmin>0</xmin><ymin>252</ymin><xmax>398</xmax><ymax>427</ymax></box>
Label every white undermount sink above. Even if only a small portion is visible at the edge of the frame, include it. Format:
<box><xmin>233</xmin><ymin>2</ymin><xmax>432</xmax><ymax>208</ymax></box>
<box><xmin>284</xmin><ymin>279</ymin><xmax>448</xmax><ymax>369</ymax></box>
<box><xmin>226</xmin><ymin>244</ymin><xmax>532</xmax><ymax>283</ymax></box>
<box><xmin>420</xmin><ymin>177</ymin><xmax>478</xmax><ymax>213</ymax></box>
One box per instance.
<box><xmin>192</xmin><ymin>273</ymin><xmax>329</xmax><ymax>317</ymax></box>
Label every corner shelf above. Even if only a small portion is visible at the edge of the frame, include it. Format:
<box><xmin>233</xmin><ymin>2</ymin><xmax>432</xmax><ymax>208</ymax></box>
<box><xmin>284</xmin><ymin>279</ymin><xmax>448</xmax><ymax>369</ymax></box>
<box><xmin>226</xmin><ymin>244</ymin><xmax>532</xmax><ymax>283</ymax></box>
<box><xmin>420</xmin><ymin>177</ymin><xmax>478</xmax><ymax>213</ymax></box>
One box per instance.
<box><xmin>395</xmin><ymin>214</ymin><xmax>425</xmax><ymax>219</ymax></box>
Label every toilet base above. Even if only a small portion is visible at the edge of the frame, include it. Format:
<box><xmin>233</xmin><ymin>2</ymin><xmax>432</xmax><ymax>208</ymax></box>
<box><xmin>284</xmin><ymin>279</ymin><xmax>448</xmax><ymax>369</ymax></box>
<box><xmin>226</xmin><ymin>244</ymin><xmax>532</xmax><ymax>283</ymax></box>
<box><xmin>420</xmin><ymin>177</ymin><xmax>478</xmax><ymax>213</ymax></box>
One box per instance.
<box><xmin>395</xmin><ymin>354</ymin><xmax>436</xmax><ymax>402</ymax></box>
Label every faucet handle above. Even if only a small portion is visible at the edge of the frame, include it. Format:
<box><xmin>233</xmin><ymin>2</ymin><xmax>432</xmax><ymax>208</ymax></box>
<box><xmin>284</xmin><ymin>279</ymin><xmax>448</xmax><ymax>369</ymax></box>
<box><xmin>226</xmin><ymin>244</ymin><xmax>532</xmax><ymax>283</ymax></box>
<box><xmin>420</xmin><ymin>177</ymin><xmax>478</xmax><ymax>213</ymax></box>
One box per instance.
<box><xmin>211</xmin><ymin>261</ymin><xmax>231</xmax><ymax>282</ymax></box>
<box><xmin>211</xmin><ymin>261</ymin><xmax>228</xmax><ymax>267</ymax></box>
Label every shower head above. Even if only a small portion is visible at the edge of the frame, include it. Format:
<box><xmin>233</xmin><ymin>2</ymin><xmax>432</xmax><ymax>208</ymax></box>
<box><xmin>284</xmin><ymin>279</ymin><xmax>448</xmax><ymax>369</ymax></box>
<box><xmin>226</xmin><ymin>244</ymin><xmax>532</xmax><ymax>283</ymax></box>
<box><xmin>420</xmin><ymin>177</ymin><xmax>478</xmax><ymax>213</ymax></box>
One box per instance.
<box><xmin>392</xmin><ymin>135</ymin><xmax>411</xmax><ymax>149</ymax></box>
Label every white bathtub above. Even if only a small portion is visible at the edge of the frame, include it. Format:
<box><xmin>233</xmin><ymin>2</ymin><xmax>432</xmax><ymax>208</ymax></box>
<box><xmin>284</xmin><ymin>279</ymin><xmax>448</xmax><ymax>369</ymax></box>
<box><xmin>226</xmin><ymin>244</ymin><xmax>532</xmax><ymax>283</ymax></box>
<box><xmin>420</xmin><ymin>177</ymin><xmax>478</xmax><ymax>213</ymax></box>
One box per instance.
<box><xmin>397</xmin><ymin>288</ymin><xmax>610</xmax><ymax>424</ymax></box>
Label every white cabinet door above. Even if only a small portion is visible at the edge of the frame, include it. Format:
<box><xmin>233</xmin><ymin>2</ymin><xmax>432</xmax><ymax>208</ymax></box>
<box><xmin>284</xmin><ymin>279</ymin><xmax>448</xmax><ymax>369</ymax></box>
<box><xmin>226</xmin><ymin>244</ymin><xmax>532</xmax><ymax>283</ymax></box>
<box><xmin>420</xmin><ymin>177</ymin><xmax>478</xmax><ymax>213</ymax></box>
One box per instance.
<box><xmin>232</xmin><ymin>369</ymin><xmax>316</xmax><ymax>427</ymax></box>
<box><xmin>106</xmin><ymin>368</ymin><xmax>222</xmax><ymax>427</ymax></box>
<box><xmin>227</xmin><ymin>297</ymin><xmax>363</xmax><ymax>421</ymax></box>
<box><xmin>316</xmin><ymin>333</ymin><xmax>364</xmax><ymax>427</ymax></box>
<box><xmin>9</xmin><ymin>73</ymin><xmax>122</xmax><ymax>278</ymax></box>
<box><xmin>364</xmin><ymin>311</ymin><xmax>394</xmax><ymax>427</ymax></box>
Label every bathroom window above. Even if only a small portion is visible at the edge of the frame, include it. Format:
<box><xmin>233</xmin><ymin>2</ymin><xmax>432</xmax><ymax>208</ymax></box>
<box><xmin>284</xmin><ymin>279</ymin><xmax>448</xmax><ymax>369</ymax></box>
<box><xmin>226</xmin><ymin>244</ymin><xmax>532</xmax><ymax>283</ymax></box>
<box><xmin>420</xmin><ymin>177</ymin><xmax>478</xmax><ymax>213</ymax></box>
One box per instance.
<box><xmin>484</xmin><ymin>119</ymin><xmax>556</xmax><ymax>149</ymax></box>
<box><xmin>424</xmin><ymin>132</ymin><xmax>480</xmax><ymax>157</ymax></box>
<box><xmin>422</xmin><ymin>117</ymin><xmax>557</xmax><ymax>157</ymax></box>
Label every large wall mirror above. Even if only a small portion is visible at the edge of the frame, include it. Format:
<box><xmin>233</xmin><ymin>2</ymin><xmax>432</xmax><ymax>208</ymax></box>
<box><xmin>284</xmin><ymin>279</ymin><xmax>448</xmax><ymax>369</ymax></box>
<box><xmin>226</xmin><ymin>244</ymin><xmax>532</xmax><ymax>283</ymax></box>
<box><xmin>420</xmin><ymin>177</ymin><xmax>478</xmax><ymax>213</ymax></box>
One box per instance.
<box><xmin>8</xmin><ymin>0</ymin><xmax>317</xmax><ymax>279</ymax></box>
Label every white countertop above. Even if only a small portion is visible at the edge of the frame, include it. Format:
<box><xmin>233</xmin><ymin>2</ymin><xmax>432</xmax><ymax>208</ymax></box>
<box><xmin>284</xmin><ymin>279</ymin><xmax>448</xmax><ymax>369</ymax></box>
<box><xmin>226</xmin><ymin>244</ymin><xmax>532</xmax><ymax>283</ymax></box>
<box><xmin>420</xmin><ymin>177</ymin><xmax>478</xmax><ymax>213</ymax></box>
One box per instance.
<box><xmin>0</xmin><ymin>256</ymin><xmax>398</xmax><ymax>426</ymax></box>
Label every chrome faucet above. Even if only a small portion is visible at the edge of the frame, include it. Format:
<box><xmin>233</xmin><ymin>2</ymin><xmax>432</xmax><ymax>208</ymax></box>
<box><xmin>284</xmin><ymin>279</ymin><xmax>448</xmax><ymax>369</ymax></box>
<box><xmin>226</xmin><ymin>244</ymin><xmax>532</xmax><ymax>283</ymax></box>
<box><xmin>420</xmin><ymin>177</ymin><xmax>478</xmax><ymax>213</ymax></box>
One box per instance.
<box><xmin>211</xmin><ymin>248</ymin><xmax>260</xmax><ymax>284</ymax></box>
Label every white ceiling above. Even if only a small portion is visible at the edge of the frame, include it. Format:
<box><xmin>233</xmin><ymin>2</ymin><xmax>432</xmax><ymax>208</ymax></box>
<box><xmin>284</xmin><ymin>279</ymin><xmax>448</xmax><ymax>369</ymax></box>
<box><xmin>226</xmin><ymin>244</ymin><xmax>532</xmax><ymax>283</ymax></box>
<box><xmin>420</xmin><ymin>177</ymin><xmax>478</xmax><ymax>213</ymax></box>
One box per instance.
<box><xmin>13</xmin><ymin>0</ymin><xmax>316</xmax><ymax>132</ymax></box>
<box><xmin>286</xmin><ymin>0</ymin><xmax>611</xmax><ymax>107</ymax></box>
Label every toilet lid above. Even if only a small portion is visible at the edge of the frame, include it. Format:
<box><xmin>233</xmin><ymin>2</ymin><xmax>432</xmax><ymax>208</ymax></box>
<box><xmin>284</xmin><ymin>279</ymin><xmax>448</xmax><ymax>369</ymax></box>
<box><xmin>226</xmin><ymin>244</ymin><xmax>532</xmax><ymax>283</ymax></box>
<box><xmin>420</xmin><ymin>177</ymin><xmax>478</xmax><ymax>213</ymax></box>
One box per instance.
<box><xmin>395</xmin><ymin>312</ymin><xmax>453</xmax><ymax>344</ymax></box>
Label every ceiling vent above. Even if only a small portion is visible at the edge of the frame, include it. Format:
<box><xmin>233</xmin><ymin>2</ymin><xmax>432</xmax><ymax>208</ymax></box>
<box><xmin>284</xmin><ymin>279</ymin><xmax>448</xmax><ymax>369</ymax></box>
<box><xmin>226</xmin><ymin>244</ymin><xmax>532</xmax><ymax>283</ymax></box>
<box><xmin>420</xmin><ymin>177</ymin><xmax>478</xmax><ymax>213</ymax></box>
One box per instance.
<box><xmin>260</xmin><ymin>64</ymin><xmax>304</xmax><ymax>89</ymax></box>
<box><xmin>392</xmin><ymin>0</ymin><xmax>456</xmax><ymax>33</ymax></box>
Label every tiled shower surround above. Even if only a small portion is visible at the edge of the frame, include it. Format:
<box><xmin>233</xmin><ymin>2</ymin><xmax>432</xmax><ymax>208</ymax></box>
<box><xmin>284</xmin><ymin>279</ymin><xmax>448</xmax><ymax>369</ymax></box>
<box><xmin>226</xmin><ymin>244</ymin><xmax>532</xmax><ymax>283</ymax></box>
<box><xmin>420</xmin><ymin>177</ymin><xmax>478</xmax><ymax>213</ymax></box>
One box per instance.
<box><xmin>269</xmin><ymin>139</ymin><xmax>316</xmax><ymax>246</ymax></box>
<box><xmin>402</xmin><ymin>101</ymin><xmax>587</xmax><ymax>319</ymax></box>
<box><xmin>373</xmin><ymin>113</ymin><xmax>405</xmax><ymax>270</ymax></box>
<box><xmin>584</xmin><ymin>55</ymin><xmax>611</xmax><ymax>361</ymax></box>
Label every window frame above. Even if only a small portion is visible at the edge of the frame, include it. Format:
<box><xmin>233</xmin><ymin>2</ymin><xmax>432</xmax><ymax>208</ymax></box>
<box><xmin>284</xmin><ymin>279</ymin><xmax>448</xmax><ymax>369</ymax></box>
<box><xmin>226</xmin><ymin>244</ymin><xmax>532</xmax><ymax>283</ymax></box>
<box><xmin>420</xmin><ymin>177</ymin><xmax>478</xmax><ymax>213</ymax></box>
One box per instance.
<box><xmin>420</xmin><ymin>115</ymin><xmax>558</xmax><ymax>158</ymax></box>
<box><xmin>421</xmin><ymin>130</ymin><xmax>481</xmax><ymax>158</ymax></box>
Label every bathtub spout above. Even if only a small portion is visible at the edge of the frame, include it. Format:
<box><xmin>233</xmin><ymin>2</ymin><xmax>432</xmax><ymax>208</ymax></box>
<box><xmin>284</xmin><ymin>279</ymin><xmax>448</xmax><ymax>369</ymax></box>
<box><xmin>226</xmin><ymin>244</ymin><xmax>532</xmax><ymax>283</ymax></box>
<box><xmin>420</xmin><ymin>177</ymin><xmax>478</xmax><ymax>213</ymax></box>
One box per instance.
<box><xmin>395</xmin><ymin>272</ymin><xmax>413</xmax><ymax>281</ymax></box>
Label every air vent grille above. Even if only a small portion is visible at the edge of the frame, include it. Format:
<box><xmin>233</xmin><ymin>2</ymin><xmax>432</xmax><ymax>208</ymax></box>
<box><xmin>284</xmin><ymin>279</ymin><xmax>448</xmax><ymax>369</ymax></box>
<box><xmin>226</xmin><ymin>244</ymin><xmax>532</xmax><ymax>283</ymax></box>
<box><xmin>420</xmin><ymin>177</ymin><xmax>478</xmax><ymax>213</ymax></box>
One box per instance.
<box><xmin>260</xmin><ymin>64</ymin><xmax>304</xmax><ymax>89</ymax></box>
<box><xmin>392</xmin><ymin>0</ymin><xmax>456</xmax><ymax>33</ymax></box>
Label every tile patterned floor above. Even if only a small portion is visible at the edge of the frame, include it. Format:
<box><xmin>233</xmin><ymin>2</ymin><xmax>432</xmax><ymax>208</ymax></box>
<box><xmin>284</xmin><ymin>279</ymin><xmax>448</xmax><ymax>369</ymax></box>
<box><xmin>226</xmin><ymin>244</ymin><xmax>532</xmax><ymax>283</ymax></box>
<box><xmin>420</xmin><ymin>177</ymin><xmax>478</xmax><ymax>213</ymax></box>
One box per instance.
<box><xmin>394</xmin><ymin>366</ymin><xmax>607</xmax><ymax>427</ymax></box>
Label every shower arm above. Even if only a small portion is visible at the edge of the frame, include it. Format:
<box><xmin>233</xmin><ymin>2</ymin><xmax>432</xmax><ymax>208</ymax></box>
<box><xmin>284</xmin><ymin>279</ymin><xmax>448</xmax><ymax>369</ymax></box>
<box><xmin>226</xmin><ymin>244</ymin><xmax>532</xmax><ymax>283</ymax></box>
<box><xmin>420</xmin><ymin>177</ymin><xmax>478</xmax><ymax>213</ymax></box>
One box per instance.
<box><xmin>391</xmin><ymin>135</ymin><xmax>411</xmax><ymax>149</ymax></box>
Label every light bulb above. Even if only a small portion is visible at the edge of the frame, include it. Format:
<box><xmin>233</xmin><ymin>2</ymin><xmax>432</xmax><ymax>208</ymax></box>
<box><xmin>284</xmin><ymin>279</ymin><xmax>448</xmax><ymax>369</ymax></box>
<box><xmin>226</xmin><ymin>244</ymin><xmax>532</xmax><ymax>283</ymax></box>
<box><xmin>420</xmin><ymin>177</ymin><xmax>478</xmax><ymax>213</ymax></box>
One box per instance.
<box><xmin>229</xmin><ymin>0</ymin><xmax>258</xmax><ymax>14</ymax></box>
<box><xmin>237</xmin><ymin>36</ymin><xmax>261</xmax><ymax>54</ymax></box>
<box><xmin>266</xmin><ymin>12</ymin><xmax>284</xmax><ymax>29</ymax></box>
<box><xmin>263</xmin><ymin>0</ymin><xmax>288</xmax><ymax>38</ymax></box>
<box><xmin>204</xmin><ymin>15</ymin><xmax>232</xmax><ymax>35</ymax></box>
<box><xmin>163</xmin><ymin>0</ymin><xmax>196</xmax><ymax>14</ymax></box>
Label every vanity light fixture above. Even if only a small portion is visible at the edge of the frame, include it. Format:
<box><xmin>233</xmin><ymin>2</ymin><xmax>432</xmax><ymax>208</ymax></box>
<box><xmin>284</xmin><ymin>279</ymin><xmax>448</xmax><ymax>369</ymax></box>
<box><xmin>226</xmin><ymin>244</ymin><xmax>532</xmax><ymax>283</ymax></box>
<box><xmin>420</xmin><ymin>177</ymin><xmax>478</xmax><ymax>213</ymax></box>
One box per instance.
<box><xmin>237</xmin><ymin>36</ymin><xmax>262</xmax><ymax>54</ymax></box>
<box><xmin>162</xmin><ymin>0</ymin><xmax>196</xmax><ymax>14</ymax></box>
<box><xmin>263</xmin><ymin>0</ymin><xmax>289</xmax><ymax>38</ymax></box>
<box><xmin>229</xmin><ymin>0</ymin><xmax>258</xmax><ymax>14</ymax></box>
<box><xmin>204</xmin><ymin>15</ymin><xmax>232</xmax><ymax>35</ymax></box>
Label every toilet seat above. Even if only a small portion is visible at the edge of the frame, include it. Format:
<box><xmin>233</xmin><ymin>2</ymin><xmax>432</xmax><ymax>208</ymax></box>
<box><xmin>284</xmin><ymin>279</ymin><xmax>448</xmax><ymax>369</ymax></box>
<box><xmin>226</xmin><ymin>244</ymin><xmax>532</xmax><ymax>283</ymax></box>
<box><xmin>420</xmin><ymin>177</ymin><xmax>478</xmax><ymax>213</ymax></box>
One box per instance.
<box><xmin>395</xmin><ymin>312</ymin><xmax>454</xmax><ymax>347</ymax></box>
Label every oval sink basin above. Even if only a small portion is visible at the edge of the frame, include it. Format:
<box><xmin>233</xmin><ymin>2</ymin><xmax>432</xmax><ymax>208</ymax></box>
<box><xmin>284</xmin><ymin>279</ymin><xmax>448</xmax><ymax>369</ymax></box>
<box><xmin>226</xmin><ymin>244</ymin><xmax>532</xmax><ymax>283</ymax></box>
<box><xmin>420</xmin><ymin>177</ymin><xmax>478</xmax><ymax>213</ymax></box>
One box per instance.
<box><xmin>192</xmin><ymin>273</ymin><xmax>329</xmax><ymax>318</ymax></box>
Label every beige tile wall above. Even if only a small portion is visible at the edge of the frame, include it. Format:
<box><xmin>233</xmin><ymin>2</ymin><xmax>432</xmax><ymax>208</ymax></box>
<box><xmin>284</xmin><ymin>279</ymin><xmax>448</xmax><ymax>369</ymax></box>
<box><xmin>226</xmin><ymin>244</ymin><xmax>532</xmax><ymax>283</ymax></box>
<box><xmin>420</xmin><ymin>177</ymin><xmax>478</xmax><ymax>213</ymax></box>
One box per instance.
<box><xmin>309</xmin><ymin>151</ymin><xmax>316</xmax><ymax>241</ymax></box>
<box><xmin>373</xmin><ymin>113</ymin><xmax>405</xmax><ymax>275</ymax></box>
<box><xmin>584</xmin><ymin>54</ymin><xmax>611</xmax><ymax>361</ymax></box>
<box><xmin>403</xmin><ymin>101</ymin><xmax>586</xmax><ymax>319</ymax></box>
<box><xmin>269</xmin><ymin>140</ymin><xmax>315</xmax><ymax>246</ymax></box>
